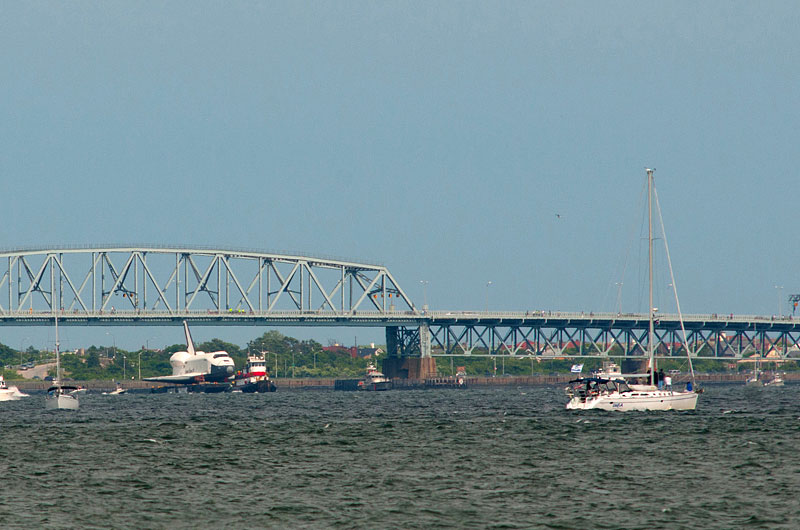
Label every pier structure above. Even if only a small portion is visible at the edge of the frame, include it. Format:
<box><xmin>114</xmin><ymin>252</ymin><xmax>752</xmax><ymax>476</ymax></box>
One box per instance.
<box><xmin>0</xmin><ymin>246</ymin><xmax>799</xmax><ymax>378</ymax></box>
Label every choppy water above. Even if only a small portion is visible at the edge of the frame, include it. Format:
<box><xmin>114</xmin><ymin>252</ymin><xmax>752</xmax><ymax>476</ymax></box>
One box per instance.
<box><xmin>1</xmin><ymin>384</ymin><xmax>799</xmax><ymax>529</ymax></box>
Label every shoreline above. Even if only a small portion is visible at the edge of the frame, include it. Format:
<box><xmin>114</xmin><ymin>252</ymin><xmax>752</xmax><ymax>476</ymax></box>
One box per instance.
<box><xmin>11</xmin><ymin>372</ymin><xmax>797</xmax><ymax>391</ymax></box>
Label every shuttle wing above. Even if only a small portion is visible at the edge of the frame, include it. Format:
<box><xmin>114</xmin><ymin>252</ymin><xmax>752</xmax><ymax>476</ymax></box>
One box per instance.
<box><xmin>143</xmin><ymin>373</ymin><xmax>208</xmax><ymax>384</ymax></box>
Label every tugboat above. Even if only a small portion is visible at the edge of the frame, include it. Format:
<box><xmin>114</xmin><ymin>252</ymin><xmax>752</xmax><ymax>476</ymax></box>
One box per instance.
<box><xmin>455</xmin><ymin>366</ymin><xmax>468</xmax><ymax>387</ymax></box>
<box><xmin>357</xmin><ymin>363</ymin><xmax>393</xmax><ymax>391</ymax></box>
<box><xmin>232</xmin><ymin>354</ymin><xmax>277</xmax><ymax>393</ymax></box>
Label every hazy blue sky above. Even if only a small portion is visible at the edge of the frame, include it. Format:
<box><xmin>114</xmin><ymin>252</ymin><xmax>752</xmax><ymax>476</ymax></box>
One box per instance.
<box><xmin>2</xmin><ymin>2</ymin><xmax>799</xmax><ymax>351</ymax></box>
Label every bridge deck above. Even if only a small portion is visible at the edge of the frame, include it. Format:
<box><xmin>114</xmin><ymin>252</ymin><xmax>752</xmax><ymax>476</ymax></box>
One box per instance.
<box><xmin>1</xmin><ymin>309</ymin><xmax>796</xmax><ymax>330</ymax></box>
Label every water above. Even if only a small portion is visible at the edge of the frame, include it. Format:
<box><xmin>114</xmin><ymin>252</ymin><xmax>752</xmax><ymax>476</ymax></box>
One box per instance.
<box><xmin>2</xmin><ymin>384</ymin><xmax>799</xmax><ymax>529</ymax></box>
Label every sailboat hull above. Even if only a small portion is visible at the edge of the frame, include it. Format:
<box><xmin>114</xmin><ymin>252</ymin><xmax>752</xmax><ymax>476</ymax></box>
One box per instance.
<box><xmin>567</xmin><ymin>390</ymin><xmax>698</xmax><ymax>411</ymax></box>
<box><xmin>45</xmin><ymin>393</ymin><xmax>79</xmax><ymax>410</ymax></box>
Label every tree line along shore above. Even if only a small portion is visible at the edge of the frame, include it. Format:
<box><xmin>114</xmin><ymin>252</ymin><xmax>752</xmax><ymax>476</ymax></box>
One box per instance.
<box><xmin>2</xmin><ymin>329</ymin><xmax>797</xmax><ymax>382</ymax></box>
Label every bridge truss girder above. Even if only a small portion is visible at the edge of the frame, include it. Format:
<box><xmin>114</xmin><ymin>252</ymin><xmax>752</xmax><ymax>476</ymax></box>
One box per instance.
<box><xmin>0</xmin><ymin>247</ymin><xmax>415</xmax><ymax>318</ymax></box>
<box><xmin>387</xmin><ymin>322</ymin><xmax>800</xmax><ymax>361</ymax></box>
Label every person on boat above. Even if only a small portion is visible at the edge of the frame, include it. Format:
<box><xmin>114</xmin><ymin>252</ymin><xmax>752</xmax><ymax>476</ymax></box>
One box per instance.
<box><xmin>664</xmin><ymin>374</ymin><xmax>672</xmax><ymax>391</ymax></box>
<box><xmin>686</xmin><ymin>381</ymin><xmax>693</xmax><ymax>392</ymax></box>
<box><xmin>657</xmin><ymin>369</ymin><xmax>665</xmax><ymax>389</ymax></box>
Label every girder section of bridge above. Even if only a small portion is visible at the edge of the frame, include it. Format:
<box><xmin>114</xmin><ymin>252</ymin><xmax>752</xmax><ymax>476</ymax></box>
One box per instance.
<box><xmin>0</xmin><ymin>246</ymin><xmax>416</xmax><ymax>321</ymax></box>
<box><xmin>387</xmin><ymin>313</ymin><xmax>800</xmax><ymax>361</ymax></box>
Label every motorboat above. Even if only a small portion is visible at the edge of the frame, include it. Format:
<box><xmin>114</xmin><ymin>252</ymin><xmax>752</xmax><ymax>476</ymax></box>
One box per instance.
<box><xmin>0</xmin><ymin>375</ymin><xmax>28</xmax><ymax>401</ymax></box>
<box><xmin>232</xmin><ymin>354</ymin><xmax>277</xmax><ymax>393</ymax></box>
<box><xmin>591</xmin><ymin>361</ymin><xmax>623</xmax><ymax>380</ymax></box>
<box><xmin>357</xmin><ymin>363</ymin><xmax>393</xmax><ymax>391</ymax></box>
<box><xmin>103</xmin><ymin>383</ymin><xmax>126</xmax><ymax>395</ymax></box>
<box><xmin>763</xmin><ymin>372</ymin><xmax>785</xmax><ymax>387</ymax></box>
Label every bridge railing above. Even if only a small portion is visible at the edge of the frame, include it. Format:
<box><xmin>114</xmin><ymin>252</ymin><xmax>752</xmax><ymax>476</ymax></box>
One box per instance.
<box><xmin>2</xmin><ymin>307</ymin><xmax>798</xmax><ymax>325</ymax></box>
<box><xmin>425</xmin><ymin>310</ymin><xmax>799</xmax><ymax>323</ymax></box>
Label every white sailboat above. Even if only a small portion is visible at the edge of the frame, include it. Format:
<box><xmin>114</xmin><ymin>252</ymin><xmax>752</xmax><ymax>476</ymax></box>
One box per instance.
<box><xmin>745</xmin><ymin>354</ymin><xmax>763</xmax><ymax>386</ymax></box>
<box><xmin>44</xmin><ymin>313</ymin><xmax>79</xmax><ymax>411</ymax></box>
<box><xmin>566</xmin><ymin>168</ymin><xmax>699</xmax><ymax>411</ymax></box>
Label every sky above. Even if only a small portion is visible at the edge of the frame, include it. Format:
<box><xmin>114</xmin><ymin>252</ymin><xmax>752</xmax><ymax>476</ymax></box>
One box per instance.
<box><xmin>1</xmin><ymin>1</ymin><xmax>799</xmax><ymax>351</ymax></box>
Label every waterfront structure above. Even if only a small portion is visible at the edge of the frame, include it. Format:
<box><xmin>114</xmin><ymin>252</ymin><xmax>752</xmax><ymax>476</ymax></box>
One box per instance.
<box><xmin>0</xmin><ymin>246</ymin><xmax>798</xmax><ymax>378</ymax></box>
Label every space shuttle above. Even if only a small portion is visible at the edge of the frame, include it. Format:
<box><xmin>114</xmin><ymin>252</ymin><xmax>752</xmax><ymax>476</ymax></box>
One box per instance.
<box><xmin>144</xmin><ymin>321</ymin><xmax>235</xmax><ymax>384</ymax></box>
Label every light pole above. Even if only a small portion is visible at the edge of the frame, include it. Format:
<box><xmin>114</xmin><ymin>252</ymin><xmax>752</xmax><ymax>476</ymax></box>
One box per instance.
<box><xmin>775</xmin><ymin>285</ymin><xmax>784</xmax><ymax>317</ymax></box>
<box><xmin>419</xmin><ymin>280</ymin><xmax>429</xmax><ymax>311</ymax></box>
<box><xmin>106</xmin><ymin>331</ymin><xmax>116</xmax><ymax>360</ymax></box>
<box><xmin>485</xmin><ymin>281</ymin><xmax>492</xmax><ymax>313</ymax></box>
<box><xmin>19</xmin><ymin>336</ymin><xmax>29</xmax><ymax>366</ymax></box>
<box><xmin>138</xmin><ymin>350</ymin><xmax>142</xmax><ymax>380</ymax></box>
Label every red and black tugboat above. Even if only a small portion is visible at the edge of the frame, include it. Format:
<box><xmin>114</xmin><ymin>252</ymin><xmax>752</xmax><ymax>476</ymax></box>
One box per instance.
<box><xmin>232</xmin><ymin>354</ymin><xmax>277</xmax><ymax>393</ymax></box>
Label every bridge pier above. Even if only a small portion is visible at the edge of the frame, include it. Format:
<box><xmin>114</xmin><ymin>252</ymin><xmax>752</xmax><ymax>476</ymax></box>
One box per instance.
<box><xmin>383</xmin><ymin>324</ymin><xmax>436</xmax><ymax>379</ymax></box>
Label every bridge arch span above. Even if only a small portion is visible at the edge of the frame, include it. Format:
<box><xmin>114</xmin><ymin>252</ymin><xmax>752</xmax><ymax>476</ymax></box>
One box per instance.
<box><xmin>0</xmin><ymin>245</ymin><xmax>416</xmax><ymax>322</ymax></box>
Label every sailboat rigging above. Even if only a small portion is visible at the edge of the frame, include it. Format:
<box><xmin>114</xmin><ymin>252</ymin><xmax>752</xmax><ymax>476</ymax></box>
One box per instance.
<box><xmin>745</xmin><ymin>351</ymin><xmax>763</xmax><ymax>386</ymax></box>
<box><xmin>565</xmin><ymin>168</ymin><xmax>700</xmax><ymax>411</ymax></box>
<box><xmin>44</xmin><ymin>313</ymin><xmax>80</xmax><ymax>411</ymax></box>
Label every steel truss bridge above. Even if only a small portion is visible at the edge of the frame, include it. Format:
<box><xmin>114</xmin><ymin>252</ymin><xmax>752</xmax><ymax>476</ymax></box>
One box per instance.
<box><xmin>0</xmin><ymin>246</ymin><xmax>798</xmax><ymax>362</ymax></box>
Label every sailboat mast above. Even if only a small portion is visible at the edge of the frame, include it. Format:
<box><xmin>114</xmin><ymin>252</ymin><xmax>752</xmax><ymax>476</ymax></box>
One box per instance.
<box><xmin>647</xmin><ymin>168</ymin><xmax>655</xmax><ymax>386</ymax></box>
<box><xmin>55</xmin><ymin>312</ymin><xmax>60</xmax><ymax>387</ymax></box>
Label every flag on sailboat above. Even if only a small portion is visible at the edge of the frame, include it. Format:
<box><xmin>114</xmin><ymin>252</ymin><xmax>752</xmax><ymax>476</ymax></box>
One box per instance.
<box><xmin>570</xmin><ymin>364</ymin><xmax>584</xmax><ymax>373</ymax></box>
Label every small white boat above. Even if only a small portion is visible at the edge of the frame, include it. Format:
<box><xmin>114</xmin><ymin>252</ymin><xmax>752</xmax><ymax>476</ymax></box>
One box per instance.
<box><xmin>745</xmin><ymin>354</ymin><xmax>764</xmax><ymax>386</ymax></box>
<box><xmin>763</xmin><ymin>372</ymin><xmax>784</xmax><ymax>387</ymax></box>
<box><xmin>745</xmin><ymin>374</ymin><xmax>763</xmax><ymax>387</ymax></box>
<box><xmin>103</xmin><ymin>383</ymin><xmax>126</xmax><ymax>395</ymax></box>
<box><xmin>0</xmin><ymin>375</ymin><xmax>28</xmax><ymax>401</ymax></box>
<box><xmin>592</xmin><ymin>361</ymin><xmax>624</xmax><ymax>380</ymax></box>
<box><xmin>45</xmin><ymin>384</ymin><xmax>80</xmax><ymax>410</ymax></box>
<box><xmin>44</xmin><ymin>314</ymin><xmax>79</xmax><ymax>411</ymax></box>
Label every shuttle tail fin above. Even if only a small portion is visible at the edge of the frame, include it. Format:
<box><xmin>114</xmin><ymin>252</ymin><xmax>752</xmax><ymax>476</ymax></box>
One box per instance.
<box><xmin>183</xmin><ymin>321</ymin><xmax>196</xmax><ymax>356</ymax></box>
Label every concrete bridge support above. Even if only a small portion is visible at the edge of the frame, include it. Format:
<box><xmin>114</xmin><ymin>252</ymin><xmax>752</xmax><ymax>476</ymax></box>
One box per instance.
<box><xmin>383</xmin><ymin>324</ymin><xmax>437</xmax><ymax>379</ymax></box>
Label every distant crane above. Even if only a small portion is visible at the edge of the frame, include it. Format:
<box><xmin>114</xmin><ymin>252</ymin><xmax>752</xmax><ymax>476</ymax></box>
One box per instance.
<box><xmin>790</xmin><ymin>294</ymin><xmax>800</xmax><ymax>315</ymax></box>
